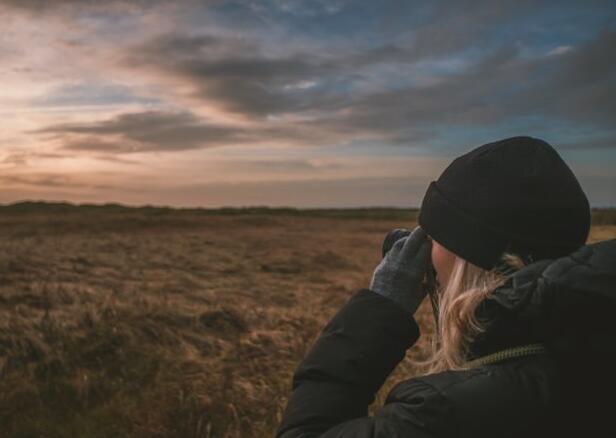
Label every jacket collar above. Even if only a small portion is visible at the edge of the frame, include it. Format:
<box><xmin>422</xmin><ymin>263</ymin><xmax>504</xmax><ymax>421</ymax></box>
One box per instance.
<box><xmin>465</xmin><ymin>239</ymin><xmax>616</xmax><ymax>362</ymax></box>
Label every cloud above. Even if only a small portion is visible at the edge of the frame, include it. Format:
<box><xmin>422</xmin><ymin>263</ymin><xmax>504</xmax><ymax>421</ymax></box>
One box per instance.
<box><xmin>547</xmin><ymin>45</ymin><xmax>573</xmax><ymax>56</ymax></box>
<box><xmin>0</xmin><ymin>0</ymin><xmax>191</xmax><ymax>13</ymax></box>
<box><xmin>528</xmin><ymin>28</ymin><xmax>616</xmax><ymax>125</ymax></box>
<box><xmin>1</xmin><ymin>151</ymin><xmax>70</xmax><ymax>166</ymax></box>
<box><xmin>2</xmin><ymin>0</ymin><xmax>615</xmax><ymax>206</ymax></box>
<box><xmin>33</xmin><ymin>109</ymin><xmax>356</xmax><ymax>153</ymax></box>
<box><xmin>398</xmin><ymin>0</ymin><xmax>538</xmax><ymax>60</ymax></box>
<box><xmin>32</xmin><ymin>25</ymin><xmax>614</xmax><ymax>156</ymax></box>
<box><xmin>114</xmin><ymin>12</ymin><xmax>613</xmax><ymax>151</ymax></box>
<box><xmin>558</xmin><ymin>135</ymin><xmax>616</xmax><ymax>150</ymax></box>
<box><xmin>307</xmin><ymin>28</ymin><xmax>616</xmax><ymax>141</ymax></box>
<box><xmin>0</xmin><ymin>173</ymin><xmax>112</xmax><ymax>190</ymax></box>
<box><xmin>12</xmin><ymin>1</ymin><xmax>616</xmax><ymax>156</ymax></box>
<box><xmin>33</xmin><ymin>83</ymin><xmax>158</xmax><ymax>108</ymax></box>
<box><xmin>225</xmin><ymin>159</ymin><xmax>344</xmax><ymax>173</ymax></box>
<box><xmin>125</xmin><ymin>32</ymin><xmax>345</xmax><ymax>118</ymax></box>
<box><xmin>35</xmin><ymin>111</ymin><xmax>252</xmax><ymax>153</ymax></box>
<box><xmin>256</xmin><ymin>0</ymin><xmax>350</xmax><ymax>18</ymax></box>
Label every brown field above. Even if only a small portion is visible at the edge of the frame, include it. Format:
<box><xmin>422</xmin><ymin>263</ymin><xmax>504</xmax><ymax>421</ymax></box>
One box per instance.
<box><xmin>1</xmin><ymin>204</ymin><xmax>614</xmax><ymax>438</ymax></box>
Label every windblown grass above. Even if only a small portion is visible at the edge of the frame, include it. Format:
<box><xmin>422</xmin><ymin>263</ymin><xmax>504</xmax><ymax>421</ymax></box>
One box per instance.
<box><xmin>0</xmin><ymin>204</ymin><xmax>613</xmax><ymax>437</ymax></box>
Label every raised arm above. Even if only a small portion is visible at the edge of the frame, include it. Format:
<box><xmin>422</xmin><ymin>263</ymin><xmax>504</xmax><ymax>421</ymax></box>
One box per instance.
<box><xmin>276</xmin><ymin>227</ymin><xmax>434</xmax><ymax>438</ymax></box>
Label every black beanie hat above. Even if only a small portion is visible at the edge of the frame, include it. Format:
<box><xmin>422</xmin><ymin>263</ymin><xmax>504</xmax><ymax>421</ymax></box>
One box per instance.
<box><xmin>418</xmin><ymin>136</ymin><xmax>591</xmax><ymax>270</ymax></box>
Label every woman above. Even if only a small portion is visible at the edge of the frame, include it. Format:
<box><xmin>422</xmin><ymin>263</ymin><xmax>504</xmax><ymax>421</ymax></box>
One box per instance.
<box><xmin>275</xmin><ymin>136</ymin><xmax>616</xmax><ymax>437</ymax></box>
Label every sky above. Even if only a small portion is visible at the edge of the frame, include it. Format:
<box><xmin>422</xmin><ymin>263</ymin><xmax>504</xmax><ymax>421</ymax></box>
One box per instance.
<box><xmin>0</xmin><ymin>0</ymin><xmax>615</xmax><ymax>208</ymax></box>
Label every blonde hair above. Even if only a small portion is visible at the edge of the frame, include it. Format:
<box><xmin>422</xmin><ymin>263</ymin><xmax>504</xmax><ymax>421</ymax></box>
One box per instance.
<box><xmin>418</xmin><ymin>252</ymin><xmax>528</xmax><ymax>374</ymax></box>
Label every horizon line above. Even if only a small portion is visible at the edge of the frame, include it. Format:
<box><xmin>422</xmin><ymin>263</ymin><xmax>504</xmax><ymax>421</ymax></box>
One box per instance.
<box><xmin>1</xmin><ymin>199</ymin><xmax>615</xmax><ymax>211</ymax></box>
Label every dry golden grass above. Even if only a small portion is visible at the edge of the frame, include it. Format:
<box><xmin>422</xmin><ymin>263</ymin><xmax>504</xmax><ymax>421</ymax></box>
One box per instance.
<box><xmin>0</xmin><ymin>206</ymin><xmax>614</xmax><ymax>437</ymax></box>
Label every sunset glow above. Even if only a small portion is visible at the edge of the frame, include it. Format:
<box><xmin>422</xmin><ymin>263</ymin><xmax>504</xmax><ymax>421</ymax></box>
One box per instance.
<box><xmin>1</xmin><ymin>1</ymin><xmax>615</xmax><ymax>207</ymax></box>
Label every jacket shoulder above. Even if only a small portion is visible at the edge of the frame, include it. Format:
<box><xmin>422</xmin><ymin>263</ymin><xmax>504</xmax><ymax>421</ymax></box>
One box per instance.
<box><xmin>382</xmin><ymin>354</ymin><xmax>560</xmax><ymax>437</ymax></box>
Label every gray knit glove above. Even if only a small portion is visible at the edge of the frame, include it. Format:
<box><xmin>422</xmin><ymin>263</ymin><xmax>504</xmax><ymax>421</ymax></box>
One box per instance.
<box><xmin>369</xmin><ymin>226</ymin><xmax>432</xmax><ymax>315</ymax></box>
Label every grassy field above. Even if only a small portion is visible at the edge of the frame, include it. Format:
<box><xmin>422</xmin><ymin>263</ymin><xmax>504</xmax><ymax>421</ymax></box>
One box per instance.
<box><xmin>0</xmin><ymin>203</ymin><xmax>614</xmax><ymax>437</ymax></box>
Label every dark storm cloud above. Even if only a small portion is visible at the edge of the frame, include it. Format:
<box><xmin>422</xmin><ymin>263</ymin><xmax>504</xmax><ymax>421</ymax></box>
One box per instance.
<box><xmin>116</xmin><ymin>9</ymin><xmax>614</xmax><ymax>152</ymax></box>
<box><xmin>34</xmin><ymin>110</ymin><xmax>343</xmax><ymax>153</ymax></box>
<box><xmin>522</xmin><ymin>28</ymin><xmax>616</xmax><ymax>125</ymax></box>
<box><xmin>392</xmin><ymin>0</ymin><xmax>537</xmax><ymax>60</ymax></box>
<box><xmin>124</xmin><ymin>1</ymin><xmax>540</xmax><ymax>121</ymax></box>
<box><xmin>127</xmin><ymin>1</ymin><xmax>544</xmax><ymax>118</ymax></box>
<box><xmin>36</xmin><ymin>111</ymin><xmax>250</xmax><ymax>153</ymax></box>
<box><xmin>302</xmin><ymin>28</ymin><xmax>616</xmax><ymax>140</ymax></box>
<box><xmin>17</xmin><ymin>0</ymin><xmax>616</xmax><ymax>156</ymax></box>
<box><xmin>126</xmin><ymin>32</ymin><xmax>347</xmax><ymax>117</ymax></box>
<box><xmin>318</xmin><ymin>44</ymin><xmax>526</xmax><ymax>131</ymax></box>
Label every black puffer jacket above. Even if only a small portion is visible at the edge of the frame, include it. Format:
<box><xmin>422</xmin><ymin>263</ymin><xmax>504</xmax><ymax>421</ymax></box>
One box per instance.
<box><xmin>275</xmin><ymin>239</ymin><xmax>616</xmax><ymax>438</ymax></box>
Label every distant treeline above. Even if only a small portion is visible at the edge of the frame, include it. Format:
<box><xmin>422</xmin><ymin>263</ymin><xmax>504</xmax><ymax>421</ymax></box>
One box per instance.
<box><xmin>0</xmin><ymin>201</ymin><xmax>614</xmax><ymax>224</ymax></box>
<box><xmin>0</xmin><ymin>201</ymin><xmax>417</xmax><ymax>220</ymax></box>
<box><xmin>590</xmin><ymin>208</ymin><xmax>616</xmax><ymax>225</ymax></box>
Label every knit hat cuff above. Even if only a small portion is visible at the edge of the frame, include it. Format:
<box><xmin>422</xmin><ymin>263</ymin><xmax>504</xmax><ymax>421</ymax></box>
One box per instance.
<box><xmin>418</xmin><ymin>181</ymin><xmax>506</xmax><ymax>270</ymax></box>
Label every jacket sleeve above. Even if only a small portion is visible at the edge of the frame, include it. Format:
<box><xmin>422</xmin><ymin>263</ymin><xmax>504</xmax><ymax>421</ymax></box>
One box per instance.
<box><xmin>275</xmin><ymin>288</ymin><xmax>421</xmax><ymax>438</ymax></box>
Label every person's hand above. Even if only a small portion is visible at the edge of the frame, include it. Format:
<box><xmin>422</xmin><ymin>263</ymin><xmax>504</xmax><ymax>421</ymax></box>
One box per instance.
<box><xmin>369</xmin><ymin>226</ymin><xmax>432</xmax><ymax>315</ymax></box>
